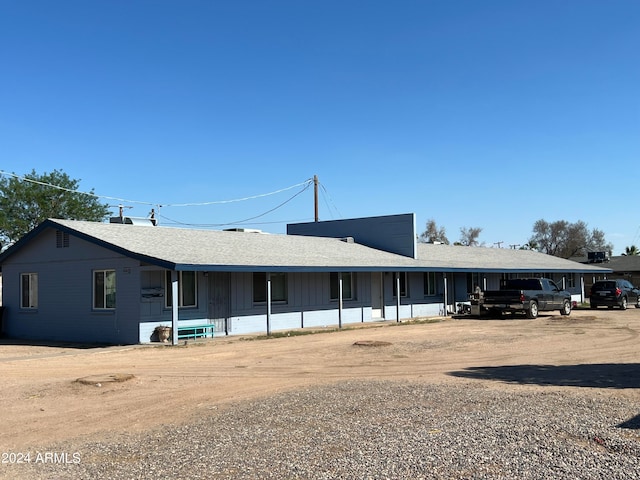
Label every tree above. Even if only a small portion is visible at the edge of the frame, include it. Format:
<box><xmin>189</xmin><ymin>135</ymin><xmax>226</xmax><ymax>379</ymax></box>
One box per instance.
<box><xmin>418</xmin><ymin>219</ymin><xmax>449</xmax><ymax>244</ymax></box>
<box><xmin>0</xmin><ymin>169</ymin><xmax>111</xmax><ymax>249</ymax></box>
<box><xmin>457</xmin><ymin>226</ymin><xmax>483</xmax><ymax>246</ymax></box>
<box><xmin>528</xmin><ymin>219</ymin><xmax>612</xmax><ymax>259</ymax></box>
<box><xmin>623</xmin><ymin>245</ymin><xmax>639</xmax><ymax>256</ymax></box>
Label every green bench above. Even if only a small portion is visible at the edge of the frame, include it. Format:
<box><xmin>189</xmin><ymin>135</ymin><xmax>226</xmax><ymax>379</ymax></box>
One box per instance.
<box><xmin>177</xmin><ymin>324</ymin><xmax>215</xmax><ymax>340</ymax></box>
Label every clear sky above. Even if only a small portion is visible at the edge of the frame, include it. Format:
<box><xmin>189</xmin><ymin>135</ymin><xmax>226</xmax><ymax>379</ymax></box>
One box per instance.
<box><xmin>1</xmin><ymin>1</ymin><xmax>638</xmax><ymax>254</ymax></box>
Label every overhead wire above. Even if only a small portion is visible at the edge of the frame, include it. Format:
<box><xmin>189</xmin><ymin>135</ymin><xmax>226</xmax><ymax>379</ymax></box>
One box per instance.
<box><xmin>157</xmin><ymin>181</ymin><xmax>314</xmax><ymax>227</ymax></box>
<box><xmin>319</xmin><ymin>181</ymin><xmax>343</xmax><ymax>220</ymax></box>
<box><xmin>0</xmin><ymin>169</ymin><xmax>314</xmax><ymax>211</ymax></box>
<box><xmin>0</xmin><ymin>170</ymin><xmax>338</xmax><ymax>229</ymax></box>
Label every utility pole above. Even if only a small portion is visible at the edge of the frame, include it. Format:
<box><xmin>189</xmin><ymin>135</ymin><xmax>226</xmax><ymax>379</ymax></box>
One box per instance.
<box><xmin>314</xmin><ymin>174</ymin><xmax>319</xmax><ymax>222</ymax></box>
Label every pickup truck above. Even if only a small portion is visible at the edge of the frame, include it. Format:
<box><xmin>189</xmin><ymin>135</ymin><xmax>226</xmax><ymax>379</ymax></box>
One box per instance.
<box><xmin>476</xmin><ymin>278</ymin><xmax>572</xmax><ymax>318</ymax></box>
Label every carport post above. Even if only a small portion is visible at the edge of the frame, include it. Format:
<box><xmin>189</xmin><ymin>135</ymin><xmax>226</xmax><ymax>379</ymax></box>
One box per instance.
<box><xmin>266</xmin><ymin>273</ymin><xmax>272</xmax><ymax>336</ymax></box>
<box><xmin>443</xmin><ymin>273</ymin><xmax>448</xmax><ymax>317</ymax></box>
<box><xmin>338</xmin><ymin>272</ymin><xmax>343</xmax><ymax>328</ymax></box>
<box><xmin>171</xmin><ymin>270</ymin><xmax>179</xmax><ymax>346</ymax></box>
<box><xmin>395</xmin><ymin>272</ymin><xmax>401</xmax><ymax>322</ymax></box>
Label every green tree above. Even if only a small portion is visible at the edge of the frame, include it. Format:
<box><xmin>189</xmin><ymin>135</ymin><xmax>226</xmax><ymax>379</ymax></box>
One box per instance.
<box><xmin>0</xmin><ymin>169</ymin><xmax>110</xmax><ymax>249</ymax></box>
<box><xmin>418</xmin><ymin>219</ymin><xmax>449</xmax><ymax>244</ymax></box>
<box><xmin>623</xmin><ymin>245</ymin><xmax>639</xmax><ymax>256</ymax></box>
<box><xmin>528</xmin><ymin>219</ymin><xmax>612</xmax><ymax>258</ymax></box>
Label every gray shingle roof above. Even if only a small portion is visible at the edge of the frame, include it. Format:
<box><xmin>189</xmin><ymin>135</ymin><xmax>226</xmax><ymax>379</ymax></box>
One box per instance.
<box><xmin>415</xmin><ymin>243</ymin><xmax>610</xmax><ymax>273</ymax></box>
<box><xmin>2</xmin><ymin>219</ymin><xmax>612</xmax><ymax>274</ymax></box>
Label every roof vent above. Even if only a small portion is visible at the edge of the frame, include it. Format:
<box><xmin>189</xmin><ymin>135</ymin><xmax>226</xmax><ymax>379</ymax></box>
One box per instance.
<box><xmin>340</xmin><ymin>237</ymin><xmax>355</xmax><ymax>243</ymax></box>
<box><xmin>223</xmin><ymin>228</ymin><xmax>263</xmax><ymax>233</ymax></box>
<box><xmin>110</xmin><ymin>216</ymin><xmax>157</xmax><ymax>226</ymax></box>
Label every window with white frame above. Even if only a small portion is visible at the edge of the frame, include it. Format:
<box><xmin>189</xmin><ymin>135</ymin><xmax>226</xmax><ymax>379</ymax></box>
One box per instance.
<box><xmin>392</xmin><ymin>272</ymin><xmax>408</xmax><ymax>297</ymax></box>
<box><xmin>165</xmin><ymin>271</ymin><xmax>197</xmax><ymax>308</ymax></box>
<box><xmin>93</xmin><ymin>269</ymin><xmax>116</xmax><ymax>309</ymax></box>
<box><xmin>424</xmin><ymin>271</ymin><xmax>436</xmax><ymax>296</ymax></box>
<box><xmin>21</xmin><ymin>273</ymin><xmax>38</xmax><ymax>309</ymax></box>
<box><xmin>330</xmin><ymin>272</ymin><xmax>354</xmax><ymax>300</ymax></box>
<box><xmin>253</xmin><ymin>272</ymin><xmax>288</xmax><ymax>303</ymax></box>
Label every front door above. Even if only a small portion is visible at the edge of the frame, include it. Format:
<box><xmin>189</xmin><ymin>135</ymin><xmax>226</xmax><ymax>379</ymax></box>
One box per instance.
<box><xmin>208</xmin><ymin>272</ymin><xmax>230</xmax><ymax>335</ymax></box>
<box><xmin>371</xmin><ymin>272</ymin><xmax>383</xmax><ymax>319</ymax></box>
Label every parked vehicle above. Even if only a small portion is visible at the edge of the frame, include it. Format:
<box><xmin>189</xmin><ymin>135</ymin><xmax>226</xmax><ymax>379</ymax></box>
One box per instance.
<box><xmin>476</xmin><ymin>278</ymin><xmax>572</xmax><ymax>319</ymax></box>
<box><xmin>589</xmin><ymin>279</ymin><xmax>640</xmax><ymax>310</ymax></box>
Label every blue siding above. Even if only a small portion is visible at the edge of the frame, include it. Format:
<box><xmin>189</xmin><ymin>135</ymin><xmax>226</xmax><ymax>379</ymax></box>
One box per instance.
<box><xmin>2</xmin><ymin>228</ymin><xmax>141</xmax><ymax>344</ymax></box>
<box><xmin>287</xmin><ymin>213</ymin><xmax>417</xmax><ymax>258</ymax></box>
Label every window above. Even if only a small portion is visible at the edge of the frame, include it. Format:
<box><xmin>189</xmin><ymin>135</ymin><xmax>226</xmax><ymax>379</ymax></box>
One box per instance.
<box><xmin>392</xmin><ymin>272</ymin><xmax>407</xmax><ymax>297</ymax></box>
<box><xmin>253</xmin><ymin>272</ymin><xmax>288</xmax><ymax>303</ymax></box>
<box><xmin>424</xmin><ymin>272</ymin><xmax>436</xmax><ymax>296</ymax></box>
<box><xmin>93</xmin><ymin>270</ymin><xmax>116</xmax><ymax>309</ymax></box>
<box><xmin>21</xmin><ymin>273</ymin><xmax>38</xmax><ymax>309</ymax></box>
<box><xmin>165</xmin><ymin>271</ymin><xmax>197</xmax><ymax>308</ymax></box>
<box><xmin>330</xmin><ymin>272</ymin><xmax>354</xmax><ymax>300</ymax></box>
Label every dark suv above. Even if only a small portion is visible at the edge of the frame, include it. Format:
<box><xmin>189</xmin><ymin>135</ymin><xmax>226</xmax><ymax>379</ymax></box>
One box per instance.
<box><xmin>590</xmin><ymin>279</ymin><xmax>640</xmax><ymax>310</ymax></box>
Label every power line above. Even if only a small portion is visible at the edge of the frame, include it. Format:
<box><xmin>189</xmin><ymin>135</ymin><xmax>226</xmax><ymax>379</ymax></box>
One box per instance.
<box><xmin>155</xmin><ymin>181</ymin><xmax>313</xmax><ymax>228</ymax></box>
<box><xmin>0</xmin><ymin>169</ymin><xmax>314</xmax><ymax>209</ymax></box>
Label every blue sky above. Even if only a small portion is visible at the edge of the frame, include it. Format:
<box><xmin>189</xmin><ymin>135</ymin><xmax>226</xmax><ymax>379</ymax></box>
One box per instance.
<box><xmin>1</xmin><ymin>1</ymin><xmax>638</xmax><ymax>253</ymax></box>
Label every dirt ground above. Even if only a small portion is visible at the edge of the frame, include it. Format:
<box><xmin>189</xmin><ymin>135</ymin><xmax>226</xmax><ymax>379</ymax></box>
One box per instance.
<box><xmin>1</xmin><ymin>308</ymin><xmax>639</xmax><ymax>452</ymax></box>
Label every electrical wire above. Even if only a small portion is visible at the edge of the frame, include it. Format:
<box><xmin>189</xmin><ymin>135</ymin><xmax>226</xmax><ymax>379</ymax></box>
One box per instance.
<box><xmin>0</xmin><ymin>169</ymin><xmax>314</xmax><ymax>210</ymax></box>
<box><xmin>156</xmin><ymin>181</ymin><xmax>313</xmax><ymax>227</ymax></box>
<box><xmin>319</xmin><ymin>181</ymin><xmax>343</xmax><ymax>220</ymax></box>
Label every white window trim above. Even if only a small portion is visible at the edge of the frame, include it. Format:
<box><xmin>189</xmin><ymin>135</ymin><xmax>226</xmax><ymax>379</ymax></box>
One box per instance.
<box><xmin>93</xmin><ymin>269</ymin><xmax>116</xmax><ymax>310</ymax></box>
<box><xmin>21</xmin><ymin>273</ymin><xmax>38</xmax><ymax>309</ymax></box>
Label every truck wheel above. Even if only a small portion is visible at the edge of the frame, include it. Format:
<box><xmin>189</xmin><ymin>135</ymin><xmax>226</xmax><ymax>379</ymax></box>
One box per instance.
<box><xmin>526</xmin><ymin>302</ymin><xmax>539</xmax><ymax>319</ymax></box>
<box><xmin>560</xmin><ymin>299</ymin><xmax>571</xmax><ymax>316</ymax></box>
<box><xmin>620</xmin><ymin>297</ymin><xmax>628</xmax><ymax>310</ymax></box>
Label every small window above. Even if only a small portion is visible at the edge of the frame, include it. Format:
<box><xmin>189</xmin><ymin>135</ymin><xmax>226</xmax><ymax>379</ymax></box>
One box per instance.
<box><xmin>165</xmin><ymin>271</ymin><xmax>198</xmax><ymax>308</ymax></box>
<box><xmin>21</xmin><ymin>273</ymin><xmax>38</xmax><ymax>309</ymax></box>
<box><xmin>330</xmin><ymin>272</ymin><xmax>354</xmax><ymax>300</ymax></box>
<box><xmin>424</xmin><ymin>272</ymin><xmax>436</xmax><ymax>296</ymax></box>
<box><xmin>392</xmin><ymin>272</ymin><xmax>408</xmax><ymax>297</ymax></box>
<box><xmin>253</xmin><ymin>272</ymin><xmax>288</xmax><ymax>303</ymax></box>
<box><xmin>93</xmin><ymin>270</ymin><xmax>116</xmax><ymax>309</ymax></box>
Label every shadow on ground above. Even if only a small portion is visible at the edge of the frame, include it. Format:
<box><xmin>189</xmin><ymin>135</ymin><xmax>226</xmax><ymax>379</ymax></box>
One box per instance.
<box><xmin>449</xmin><ymin>363</ymin><xmax>640</xmax><ymax>430</ymax></box>
<box><xmin>448</xmin><ymin>363</ymin><xmax>640</xmax><ymax>389</ymax></box>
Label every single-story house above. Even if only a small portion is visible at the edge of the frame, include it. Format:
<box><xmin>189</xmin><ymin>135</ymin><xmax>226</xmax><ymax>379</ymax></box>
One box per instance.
<box><xmin>571</xmin><ymin>253</ymin><xmax>640</xmax><ymax>294</ymax></box>
<box><xmin>0</xmin><ymin>213</ymin><xmax>610</xmax><ymax>345</ymax></box>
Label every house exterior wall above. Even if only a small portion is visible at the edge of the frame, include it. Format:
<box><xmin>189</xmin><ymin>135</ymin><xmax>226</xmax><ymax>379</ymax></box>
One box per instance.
<box><xmin>139</xmin><ymin>270</ymin><xmax>377</xmax><ymax>340</ymax></box>
<box><xmin>2</xmin><ymin>228</ymin><xmax>141</xmax><ymax>344</ymax></box>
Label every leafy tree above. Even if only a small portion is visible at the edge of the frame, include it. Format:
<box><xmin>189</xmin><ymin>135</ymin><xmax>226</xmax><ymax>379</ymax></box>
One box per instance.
<box><xmin>418</xmin><ymin>219</ymin><xmax>449</xmax><ymax>244</ymax></box>
<box><xmin>623</xmin><ymin>245</ymin><xmax>639</xmax><ymax>256</ymax></box>
<box><xmin>0</xmin><ymin>169</ymin><xmax>110</xmax><ymax>249</ymax></box>
<box><xmin>528</xmin><ymin>219</ymin><xmax>612</xmax><ymax>258</ymax></box>
<box><xmin>457</xmin><ymin>226</ymin><xmax>483</xmax><ymax>247</ymax></box>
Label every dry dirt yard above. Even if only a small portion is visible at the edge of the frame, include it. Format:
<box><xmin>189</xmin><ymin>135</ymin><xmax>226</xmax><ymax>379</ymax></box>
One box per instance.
<box><xmin>1</xmin><ymin>308</ymin><xmax>639</xmax><ymax>479</ymax></box>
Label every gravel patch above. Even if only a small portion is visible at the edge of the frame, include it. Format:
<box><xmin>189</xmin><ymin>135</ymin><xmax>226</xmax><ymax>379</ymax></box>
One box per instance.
<box><xmin>4</xmin><ymin>381</ymin><xmax>640</xmax><ymax>479</ymax></box>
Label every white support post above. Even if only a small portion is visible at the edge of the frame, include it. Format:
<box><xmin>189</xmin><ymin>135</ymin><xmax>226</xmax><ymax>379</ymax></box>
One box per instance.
<box><xmin>443</xmin><ymin>273</ymin><xmax>448</xmax><ymax>317</ymax></box>
<box><xmin>266</xmin><ymin>273</ymin><xmax>272</xmax><ymax>336</ymax></box>
<box><xmin>395</xmin><ymin>273</ymin><xmax>401</xmax><ymax>323</ymax></box>
<box><xmin>338</xmin><ymin>272</ymin><xmax>343</xmax><ymax>328</ymax></box>
<box><xmin>171</xmin><ymin>271</ymin><xmax>179</xmax><ymax>345</ymax></box>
